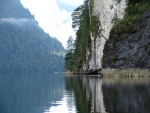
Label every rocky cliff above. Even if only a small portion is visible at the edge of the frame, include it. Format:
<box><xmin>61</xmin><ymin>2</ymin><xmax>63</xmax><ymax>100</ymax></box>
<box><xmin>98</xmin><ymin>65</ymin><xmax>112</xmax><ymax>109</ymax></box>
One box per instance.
<box><xmin>102</xmin><ymin>8</ymin><xmax>150</xmax><ymax>69</ymax></box>
<box><xmin>83</xmin><ymin>0</ymin><xmax>126</xmax><ymax>72</ymax></box>
<box><xmin>68</xmin><ymin>0</ymin><xmax>150</xmax><ymax>73</ymax></box>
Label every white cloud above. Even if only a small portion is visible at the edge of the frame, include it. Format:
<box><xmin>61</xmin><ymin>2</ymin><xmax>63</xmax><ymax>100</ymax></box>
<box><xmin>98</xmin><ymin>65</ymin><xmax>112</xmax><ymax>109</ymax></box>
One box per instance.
<box><xmin>0</xmin><ymin>18</ymin><xmax>36</xmax><ymax>27</ymax></box>
<box><xmin>1</xmin><ymin>18</ymin><xmax>29</xmax><ymax>23</ymax></box>
<box><xmin>58</xmin><ymin>0</ymin><xmax>83</xmax><ymax>7</ymax></box>
<box><xmin>20</xmin><ymin>0</ymin><xmax>83</xmax><ymax>47</ymax></box>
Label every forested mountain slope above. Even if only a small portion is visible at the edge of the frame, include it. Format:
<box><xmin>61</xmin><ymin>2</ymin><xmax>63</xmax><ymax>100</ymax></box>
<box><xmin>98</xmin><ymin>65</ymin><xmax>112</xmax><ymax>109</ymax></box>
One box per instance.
<box><xmin>0</xmin><ymin>0</ymin><xmax>32</xmax><ymax>18</ymax></box>
<box><xmin>0</xmin><ymin>0</ymin><xmax>64</xmax><ymax>72</ymax></box>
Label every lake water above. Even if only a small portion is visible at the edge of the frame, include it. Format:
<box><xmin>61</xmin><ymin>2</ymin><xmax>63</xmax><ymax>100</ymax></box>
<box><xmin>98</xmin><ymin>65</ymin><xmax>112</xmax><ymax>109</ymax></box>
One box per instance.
<box><xmin>1</xmin><ymin>73</ymin><xmax>150</xmax><ymax>113</ymax></box>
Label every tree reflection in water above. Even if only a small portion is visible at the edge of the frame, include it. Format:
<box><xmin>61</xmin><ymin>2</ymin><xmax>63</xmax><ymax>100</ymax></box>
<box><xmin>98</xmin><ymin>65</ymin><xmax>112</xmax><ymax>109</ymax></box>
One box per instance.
<box><xmin>64</xmin><ymin>75</ymin><xmax>106</xmax><ymax>113</ymax></box>
<box><xmin>65</xmin><ymin>75</ymin><xmax>150</xmax><ymax>113</ymax></box>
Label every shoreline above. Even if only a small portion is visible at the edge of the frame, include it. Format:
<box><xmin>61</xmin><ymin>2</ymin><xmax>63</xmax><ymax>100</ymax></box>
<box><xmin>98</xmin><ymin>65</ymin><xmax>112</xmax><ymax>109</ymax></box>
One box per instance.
<box><xmin>63</xmin><ymin>68</ymin><xmax>150</xmax><ymax>77</ymax></box>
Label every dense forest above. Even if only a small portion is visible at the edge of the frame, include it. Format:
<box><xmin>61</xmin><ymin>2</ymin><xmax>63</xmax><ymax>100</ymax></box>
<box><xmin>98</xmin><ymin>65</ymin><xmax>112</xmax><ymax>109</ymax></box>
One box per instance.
<box><xmin>0</xmin><ymin>0</ymin><xmax>65</xmax><ymax>72</ymax></box>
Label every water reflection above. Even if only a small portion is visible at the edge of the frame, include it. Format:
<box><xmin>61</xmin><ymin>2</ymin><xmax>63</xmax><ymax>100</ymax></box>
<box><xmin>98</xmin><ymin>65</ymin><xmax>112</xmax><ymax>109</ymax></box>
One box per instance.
<box><xmin>82</xmin><ymin>76</ymin><xmax>106</xmax><ymax>113</ymax></box>
<box><xmin>65</xmin><ymin>75</ymin><xmax>107</xmax><ymax>113</ymax></box>
<box><xmin>1</xmin><ymin>73</ymin><xmax>150</xmax><ymax>113</ymax></box>
<box><xmin>45</xmin><ymin>93</ymin><xmax>76</xmax><ymax>113</ymax></box>
<box><xmin>102</xmin><ymin>77</ymin><xmax>150</xmax><ymax>113</ymax></box>
<box><xmin>64</xmin><ymin>75</ymin><xmax>91</xmax><ymax>113</ymax></box>
<box><xmin>0</xmin><ymin>73</ymin><xmax>76</xmax><ymax>113</ymax></box>
<box><xmin>65</xmin><ymin>75</ymin><xmax>150</xmax><ymax>113</ymax></box>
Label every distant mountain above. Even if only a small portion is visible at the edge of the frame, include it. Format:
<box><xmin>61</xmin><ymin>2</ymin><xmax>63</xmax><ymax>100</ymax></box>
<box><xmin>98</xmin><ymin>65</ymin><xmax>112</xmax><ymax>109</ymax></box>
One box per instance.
<box><xmin>0</xmin><ymin>0</ymin><xmax>65</xmax><ymax>72</ymax></box>
<box><xmin>0</xmin><ymin>0</ymin><xmax>33</xmax><ymax>18</ymax></box>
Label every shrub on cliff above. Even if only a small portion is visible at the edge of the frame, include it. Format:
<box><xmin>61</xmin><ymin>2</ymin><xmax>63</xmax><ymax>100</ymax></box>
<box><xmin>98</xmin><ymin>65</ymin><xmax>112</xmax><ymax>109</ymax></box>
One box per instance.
<box><xmin>112</xmin><ymin>0</ymin><xmax>150</xmax><ymax>34</ymax></box>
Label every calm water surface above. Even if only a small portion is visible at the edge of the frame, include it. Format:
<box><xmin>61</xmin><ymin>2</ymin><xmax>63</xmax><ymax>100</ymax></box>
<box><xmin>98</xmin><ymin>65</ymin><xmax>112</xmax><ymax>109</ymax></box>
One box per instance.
<box><xmin>0</xmin><ymin>73</ymin><xmax>150</xmax><ymax>113</ymax></box>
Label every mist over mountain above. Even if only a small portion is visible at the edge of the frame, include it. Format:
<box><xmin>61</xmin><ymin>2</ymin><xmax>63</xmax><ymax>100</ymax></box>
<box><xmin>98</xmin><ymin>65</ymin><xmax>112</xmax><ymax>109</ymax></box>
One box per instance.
<box><xmin>0</xmin><ymin>0</ymin><xmax>65</xmax><ymax>72</ymax></box>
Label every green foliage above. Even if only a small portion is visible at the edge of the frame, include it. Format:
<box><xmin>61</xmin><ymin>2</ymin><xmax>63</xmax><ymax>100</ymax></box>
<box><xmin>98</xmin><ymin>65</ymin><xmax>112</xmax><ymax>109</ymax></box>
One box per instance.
<box><xmin>66</xmin><ymin>0</ymin><xmax>101</xmax><ymax>71</ymax></box>
<box><xmin>0</xmin><ymin>23</ymin><xmax>65</xmax><ymax>72</ymax></box>
<box><xmin>65</xmin><ymin>36</ymin><xmax>75</xmax><ymax>71</ymax></box>
<box><xmin>112</xmin><ymin>0</ymin><xmax>150</xmax><ymax>34</ymax></box>
<box><xmin>65</xmin><ymin>52</ymin><xmax>74</xmax><ymax>70</ymax></box>
<box><xmin>69</xmin><ymin>1</ymin><xmax>91</xmax><ymax>70</ymax></box>
<box><xmin>71</xmin><ymin>5</ymin><xmax>83</xmax><ymax>29</ymax></box>
<box><xmin>146</xmin><ymin>47</ymin><xmax>150</xmax><ymax>55</ymax></box>
<box><xmin>126</xmin><ymin>1</ymin><xmax>150</xmax><ymax>16</ymax></box>
<box><xmin>75</xmin><ymin>5</ymin><xmax>91</xmax><ymax>69</ymax></box>
<box><xmin>111</xmin><ymin>55</ymin><xmax>118</xmax><ymax>62</ymax></box>
<box><xmin>91</xmin><ymin>16</ymin><xmax>101</xmax><ymax>37</ymax></box>
<box><xmin>90</xmin><ymin>0</ymin><xmax>93</xmax><ymax>15</ymax></box>
<box><xmin>90</xmin><ymin>0</ymin><xmax>101</xmax><ymax>37</ymax></box>
<box><xmin>113</xmin><ymin>15</ymin><xmax>137</xmax><ymax>34</ymax></box>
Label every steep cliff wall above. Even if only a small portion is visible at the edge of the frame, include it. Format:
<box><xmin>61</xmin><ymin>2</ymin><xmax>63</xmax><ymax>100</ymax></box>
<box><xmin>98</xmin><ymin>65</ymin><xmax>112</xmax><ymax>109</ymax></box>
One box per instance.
<box><xmin>83</xmin><ymin>0</ymin><xmax>126</xmax><ymax>72</ymax></box>
<box><xmin>102</xmin><ymin>8</ymin><xmax>150</xmax><ymax>69</ymax></box>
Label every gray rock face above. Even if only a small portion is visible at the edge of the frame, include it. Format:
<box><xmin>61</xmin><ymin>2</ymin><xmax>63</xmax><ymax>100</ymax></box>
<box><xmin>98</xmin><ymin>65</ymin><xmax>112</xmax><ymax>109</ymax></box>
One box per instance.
<box><xmin>83</xmin><ymin>0</ymin><xmax>126</xmax><ymax>72</ymax></box>
<box><xmin>102</xmin><ymin>8</ymin><xmax>150</xmax><ymax>69</ymax></box>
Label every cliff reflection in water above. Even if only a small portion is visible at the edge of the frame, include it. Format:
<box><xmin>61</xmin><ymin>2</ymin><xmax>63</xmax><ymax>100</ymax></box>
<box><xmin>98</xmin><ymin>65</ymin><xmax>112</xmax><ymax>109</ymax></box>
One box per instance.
<box><xmin>65</xmin><ymin>75</ymin><xmax>150</xmax><ymax>113</ymax></box>
<box><xmin>65</xmin><ymin>75</ymin><xmax>106</xmax><ymax>113</ymax></box>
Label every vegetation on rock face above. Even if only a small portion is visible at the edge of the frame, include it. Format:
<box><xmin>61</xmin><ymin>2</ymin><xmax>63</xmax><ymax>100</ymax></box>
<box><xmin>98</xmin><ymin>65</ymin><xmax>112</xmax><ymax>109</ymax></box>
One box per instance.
<box><xmin>91</xmin><ymin>16</ymin><xmax>101</xmax><ymax>37</ymax></box>
<box><xmin>71</xmin><ymin>5</ymin><xmax>83</xmax><ymax>29</ymax></box>
<box><xmin>65</xmin><ymin>36</ymin><xmax>74</xmax><ymax>71</ymax></box>
<box><xmin>65</xmin><ymin>0</ymin><xmax>102</xmax><ymax>71</ymax></box>
<box><xmin>65</xmin><ymin>0</ymin><xmax>91</xmax><ymax>71</ymax></box>
<box><xmin>65</xmin><ymin>0</ymin><xmax>150</xmax><ymax>71</ymax></box>
<box><xmin>90</xmin><ymin>0</ymin><xmax>101</xmax><ymax>38</ymax></box>
<box><xmin>111</xmin><ymin>55</ymin><xmax>118</xmax><ymax>63</ymax></box>
<box><xmin>146</xmin><ymin>47</ymin><xmax>150</xmax><ymax>55</ymax></box>
<box><xmin>73</xmin><ymin>4</ymin><xmax>91</xmax><ymax>70</ymax></box>
<box><xmin>103</xmin><ymin>0</ymin><xmax>150</xmax><ymax>69</ymax></box>
<box><xmin>112</xmin><ymin>0</ymin><xmax>150</xmax><ymax>34</ymax></box>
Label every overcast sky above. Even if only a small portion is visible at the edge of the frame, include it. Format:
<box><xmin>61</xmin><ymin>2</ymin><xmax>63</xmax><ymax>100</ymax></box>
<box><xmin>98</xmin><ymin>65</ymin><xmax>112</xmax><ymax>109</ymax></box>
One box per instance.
<box><xmin>20</xmin><ymin>0</ymin><xmax>83</xmax><ymax>47</ymax></box>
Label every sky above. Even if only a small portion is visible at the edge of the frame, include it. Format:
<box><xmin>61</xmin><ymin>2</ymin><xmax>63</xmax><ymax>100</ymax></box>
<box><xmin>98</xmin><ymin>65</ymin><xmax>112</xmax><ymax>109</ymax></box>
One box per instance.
<box><xmin>20</xmin><ymin>0</ymin><xmax>83</xmax><ymax>47</ymax></box>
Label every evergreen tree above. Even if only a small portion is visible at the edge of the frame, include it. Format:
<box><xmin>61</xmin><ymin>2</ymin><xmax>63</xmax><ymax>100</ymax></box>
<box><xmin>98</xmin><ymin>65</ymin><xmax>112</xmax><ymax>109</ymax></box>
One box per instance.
<box><xmin>65</xmin><ymin>0</ymin><xmax>90</xmax><ymax>71</ymax></box>
<box><xmin>65</xmin><ymin>36</ymin><xmax>74</xmax><ymax>71</ymax></box>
